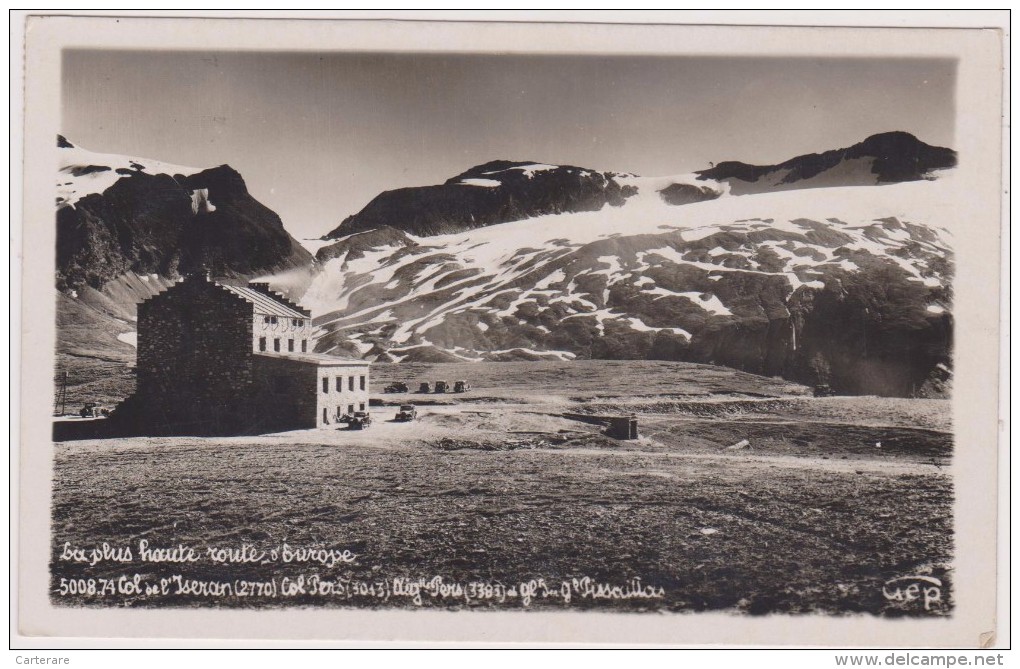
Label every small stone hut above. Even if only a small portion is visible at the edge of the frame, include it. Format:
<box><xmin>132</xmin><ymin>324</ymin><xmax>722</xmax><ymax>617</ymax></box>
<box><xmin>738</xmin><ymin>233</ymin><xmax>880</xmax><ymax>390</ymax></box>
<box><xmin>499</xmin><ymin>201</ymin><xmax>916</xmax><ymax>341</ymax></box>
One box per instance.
<box><xmin>128</xmin><ymin>273</ymin><xmax>369</xmax><ymax>435</ymax></box>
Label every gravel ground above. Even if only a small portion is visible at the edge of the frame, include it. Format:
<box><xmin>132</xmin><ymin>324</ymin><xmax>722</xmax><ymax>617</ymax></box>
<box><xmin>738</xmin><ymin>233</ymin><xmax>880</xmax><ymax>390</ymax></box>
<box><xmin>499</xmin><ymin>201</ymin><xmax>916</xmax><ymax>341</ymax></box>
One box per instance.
<box><xmin>50</xmin><ymin>362</ymin><xmax>953</xmax><ymax>615</ymax></box>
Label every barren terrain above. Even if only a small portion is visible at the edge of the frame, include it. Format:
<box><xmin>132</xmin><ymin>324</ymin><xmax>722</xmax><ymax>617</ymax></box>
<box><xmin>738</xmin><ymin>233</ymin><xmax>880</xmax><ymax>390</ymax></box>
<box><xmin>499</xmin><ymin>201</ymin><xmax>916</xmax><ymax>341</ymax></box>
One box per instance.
<box><xmin>51</xmin><ymin>361</ymin><xmax>952</xmax><ymax>615</ymax></box>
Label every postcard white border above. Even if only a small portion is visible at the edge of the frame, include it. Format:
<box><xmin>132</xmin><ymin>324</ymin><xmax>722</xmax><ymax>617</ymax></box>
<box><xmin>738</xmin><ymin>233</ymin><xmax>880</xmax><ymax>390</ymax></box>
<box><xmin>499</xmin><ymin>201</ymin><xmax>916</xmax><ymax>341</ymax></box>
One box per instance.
<box><xmin>14</xmin><ymin>11</ymin><xmax>1006</xmax><ymax>648</ymax></box>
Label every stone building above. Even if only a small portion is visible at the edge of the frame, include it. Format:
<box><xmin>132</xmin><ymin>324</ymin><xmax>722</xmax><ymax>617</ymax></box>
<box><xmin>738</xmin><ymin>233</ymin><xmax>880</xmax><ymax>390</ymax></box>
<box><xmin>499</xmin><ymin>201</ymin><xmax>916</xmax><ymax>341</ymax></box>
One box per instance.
<box><xmin>130</xmin><ymin>272</ymin><xmax>370</xmax><ymax>435</ymax></box>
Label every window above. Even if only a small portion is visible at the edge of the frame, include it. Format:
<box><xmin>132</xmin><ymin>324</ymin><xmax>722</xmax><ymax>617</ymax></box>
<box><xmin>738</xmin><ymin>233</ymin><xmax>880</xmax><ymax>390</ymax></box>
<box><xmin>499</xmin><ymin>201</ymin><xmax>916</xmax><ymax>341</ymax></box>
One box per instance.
<box><xmin>348</xmin><ymin>404</ymin><xmax>354</xmax><ymax>415</ymax></box>
<box><xmin>322</xmin><ymin>408</ymin><xmax>328</xmax><ymax>424</ymax></box>
<box><xmin>336</xmin><ymin>406</ymin><xmax>343</xmax><ymax>419</ymax></box>
<box><xmin>359</xmin><ymin>402</ymin><xmax>365</xmax><ymax>412</ymax></box>
<box><xmin>259</xmin><ymin>337</ymin><xmax>266</xmax><ymax>351</ymax></box>
<box><xmin>301</xmin><ymin>340</ymin><xmax>307</xmax><ymax>353</ymax></box>
<box><xmin>270</xmin><ymin>316</ymin><xmax>278</xmax><ymax>325</ymax></box>
<box><xmin>348</xmin><ymin>376</ymin><xmax>355</xmax><ymax>391</ymax></box>
<box><xmin>335</xmin><ymin>376</ymin><xmax>342</xmax><ymax>392</ymax></box>
<box><xmin>288</xmin><ymin>339</ymin><xmax>294</xmax><ymax>352</ymax></box>
<box><xmin>263</xmin><ymin>315</ymin><xmax>271</xmax><ymax>324</ymax></box>
<box><xmin>322</xmin><ymin>377</ymin><xmax>328</xmax><ymax>393</ymax></box>
<box><xmin>359</xmin><ymin>375</ymin><xmax>366</xmax><ymax>391</ymax></box>
<box><xmin>274</xmin><ymin>338</ymin><xmax>281</xmax><ymax>352</ymax></box>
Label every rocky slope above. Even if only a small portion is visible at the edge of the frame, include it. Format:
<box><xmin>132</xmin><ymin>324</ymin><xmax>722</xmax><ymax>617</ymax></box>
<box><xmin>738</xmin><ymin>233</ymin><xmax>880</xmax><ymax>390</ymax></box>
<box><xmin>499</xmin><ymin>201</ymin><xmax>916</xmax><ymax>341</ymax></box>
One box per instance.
<box><xmin>695</xmin><ymin>131</ymin><xmax>957</xmax><ymax>194</ymax></box>
<box><xmin>57</xmin><ymin>136</ymin><xmax>312</xmax><ymax>292</ymax></box>
<box><xmin>53</xmin><ymin>132</ymin><xmax>956</xmax><ymax>401</ymax></box>
<box><xmin>54</xmin><ymin>137</ymin><xmax>314</xmax><ymax>404</ymax></box>
<box><xmin>306</xmin><ymin>161</ymin><xmax>954</xmax><ymax>396</ymax></box>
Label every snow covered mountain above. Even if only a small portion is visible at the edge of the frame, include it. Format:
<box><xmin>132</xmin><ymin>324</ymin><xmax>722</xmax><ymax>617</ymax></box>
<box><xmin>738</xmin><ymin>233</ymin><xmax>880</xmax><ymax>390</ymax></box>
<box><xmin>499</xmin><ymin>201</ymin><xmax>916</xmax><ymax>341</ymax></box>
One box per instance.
<box><xmin>57</xmin><ymin>136</ymin><xmax>312</xmax><ymax>292</ymax></box>
<box><xmin>324</xmin><ymin>160</ymin><xmax>654</xmax><ymax>239</ymax></box>
<box><xmin>323</xmin><ymin>132</ymin><xmax>955</xmax><ymax>241</ymax></box>
<box><xmin>52</xmin><ymin>131</ymin><xmax>956</xmax><ymax>399</ymax></box>
<box><xmin>695</xmin><ymin>131</ymin><xmax>957</xmax><ymax>194</ymax></box>
<box><xmin>55</xmin><ymin>136</ymin><xmax>314</xmax><ymax>392</ymax></box>
<box><xmin>305</xmin><ymin>137</ymin><xmax>955</xmax><ymax>396</ymax></box>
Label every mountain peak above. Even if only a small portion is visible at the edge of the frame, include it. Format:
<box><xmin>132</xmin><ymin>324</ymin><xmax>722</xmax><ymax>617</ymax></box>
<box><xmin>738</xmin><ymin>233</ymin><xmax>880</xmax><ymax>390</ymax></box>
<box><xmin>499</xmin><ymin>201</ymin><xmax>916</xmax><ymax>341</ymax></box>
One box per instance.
<box><xmin>851</xmin><ymin>131</ymin><xmax>949</xmax><ymax>159</ymax></box>
<box><xmin>860</xmin><ymin>130</ymin><xmax>921</xmax><ymax>144</ymax></box>
<box><xmin>327</xmin><ymin>161</ymin><xmax>631</xmax><ymax>239</ymax></box>
<box><xmin>696</xmin><ymin>131</ymin><xmax>955</xmax><ymax>192</ymax></box>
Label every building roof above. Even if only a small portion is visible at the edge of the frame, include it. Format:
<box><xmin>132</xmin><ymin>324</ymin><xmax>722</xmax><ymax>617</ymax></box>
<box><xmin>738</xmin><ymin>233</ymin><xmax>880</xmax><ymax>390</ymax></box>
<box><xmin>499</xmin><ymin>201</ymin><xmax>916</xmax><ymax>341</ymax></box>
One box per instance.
<box><xmin>255</xmin><ymin>351</ymin><xmax>370</xmax><ymax>367</ymax></box>
<box><xmin>221</xmin><ymin>285</ymin><xmax>308</xmax><ymax>319</ymax></box>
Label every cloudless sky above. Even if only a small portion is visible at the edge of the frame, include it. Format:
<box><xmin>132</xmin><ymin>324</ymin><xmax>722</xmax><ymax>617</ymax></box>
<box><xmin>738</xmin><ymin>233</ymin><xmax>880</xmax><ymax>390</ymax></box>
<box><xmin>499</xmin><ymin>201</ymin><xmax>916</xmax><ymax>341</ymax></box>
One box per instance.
<box><xmin>62</xmin><ymin>51</ymin><xmax>956</xmax><ymax>239</ymax></box>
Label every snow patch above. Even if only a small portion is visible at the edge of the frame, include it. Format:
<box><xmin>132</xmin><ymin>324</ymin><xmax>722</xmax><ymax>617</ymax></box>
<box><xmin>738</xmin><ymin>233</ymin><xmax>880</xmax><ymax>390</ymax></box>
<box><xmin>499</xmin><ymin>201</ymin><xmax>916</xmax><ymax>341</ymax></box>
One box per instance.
<box><xmin>484</xmin><ymin>163</ymin><xmax>559</xmax><ymax>179</ymax></box>
<box><xmin>117</xmin><ymin>332</ymin><xmax>138</xmax><ymax>348</ymax></box>
<box><xmin>676</xmin><ymin>292</ymin><xmax>732</xmax><ymax>316</ymax></box>
<box><xmin>189</xmin><ymin>188</ymin><xmax>215</xmax><ymax>214</ymax></box>
<box><xmin>458</xmin><ymin>178</ymin><xmax>501</xmax><ymax>188</ymax></box>
<box><xmin>534</xmin><ymin>269</ymin><xmax>566</xmax><ymax>290</ymax></box>
<box><xmin>619</xmin><ymin>316</ymin><xmax>692</xmax><ymax>339</ymax></box>
<box><xmin>58</xmin><ymin>142</ymin><xmax>203</xmax><ymax>209</ymax></box>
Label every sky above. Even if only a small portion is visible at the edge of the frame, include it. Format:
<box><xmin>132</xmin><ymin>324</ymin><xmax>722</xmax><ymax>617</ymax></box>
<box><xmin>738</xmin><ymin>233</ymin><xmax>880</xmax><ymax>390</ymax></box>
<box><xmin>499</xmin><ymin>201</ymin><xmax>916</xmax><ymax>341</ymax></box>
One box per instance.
<box><xmin>62</xmin><ymin>50</ymin><xmax>956</xmax><ymax>240</ymax></box>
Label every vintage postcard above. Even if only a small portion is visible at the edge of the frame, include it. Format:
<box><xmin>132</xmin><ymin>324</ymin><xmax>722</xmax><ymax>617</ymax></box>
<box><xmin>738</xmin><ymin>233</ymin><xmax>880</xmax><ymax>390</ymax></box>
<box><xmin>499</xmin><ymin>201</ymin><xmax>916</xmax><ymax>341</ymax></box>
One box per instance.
<box><xmin>15</xmin><ymin>13</ymin><xmax>1005</xmax><ymax>647</ymax></box>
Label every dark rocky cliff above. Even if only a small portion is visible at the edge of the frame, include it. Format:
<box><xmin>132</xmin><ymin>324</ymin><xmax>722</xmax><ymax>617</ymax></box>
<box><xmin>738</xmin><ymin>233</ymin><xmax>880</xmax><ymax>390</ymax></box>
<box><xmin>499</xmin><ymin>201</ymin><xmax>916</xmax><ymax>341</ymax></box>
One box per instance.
<box><xmin>57</xmin><ymin>163</ymin><xmax>311</xmax><ymax>292</ymax></box>
<box><xmin>325</xmin><ymin>161</ymin><xmax>639</xmax><ymax>239</ymax></box>
<box><xmin>696</xmin><ymin>131</ymin><xmax>956</xmax><ymax>193</ymax></box>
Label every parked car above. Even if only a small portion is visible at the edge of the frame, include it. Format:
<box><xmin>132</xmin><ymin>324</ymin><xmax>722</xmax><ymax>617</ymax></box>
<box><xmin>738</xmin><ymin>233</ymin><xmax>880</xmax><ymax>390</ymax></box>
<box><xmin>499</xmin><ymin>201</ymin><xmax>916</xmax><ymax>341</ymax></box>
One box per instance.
<box><xmin>418</xmin><ymin>382</ymin><xmax>431</xmax><ymax>393</ymax></box>
<box><xmin>384</xmin><ymin>382</ymin><xmax>409</xmax><ymax>393</ymax></box>
<box><xmin>813</xmin><ymin>384</ymin><xmax>837</xmax><ymax>397</ymax></box>
<box><xmin>79</xmin><ymin>402</ymin><xmax>106</xmax><ymax>418</ymax></box>
<box><xmin>395</xmin><ymin>404</ymin><xmax>417</xmax><ymax>422</ymax></box>
<box><xmin>434</xmin><ymin>380</ymin><xmax>449</xmax><ymax>393</ymax></box>
<box><xmin>349</xmin><ymin>411</ymin><xmax>372</xmax><ymax>429</ymax></box>
<box><xmin>453</xmin><ymin>380</ymin><xmax>470</xmax><ymax>393</ymax></box>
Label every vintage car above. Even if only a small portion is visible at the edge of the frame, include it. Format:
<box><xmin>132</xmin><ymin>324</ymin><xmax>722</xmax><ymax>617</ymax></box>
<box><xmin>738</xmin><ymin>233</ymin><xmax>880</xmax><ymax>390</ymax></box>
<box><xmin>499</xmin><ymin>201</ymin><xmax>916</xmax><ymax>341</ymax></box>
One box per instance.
<box><xmin>395</xmin><ymin>404</ymin><xmax>417</xmax><ymax>422</ymax></box>
<box><xmin>79</xmin><ymin>402</ymin><xmax>107</xmax><ymax>418</ymax></box>
<box><xmin>349</xmin><ymin>411</ymin><xmax>373</xmax><ymax>429</ymax></box>
<box><xmin>384</xmin><ymin>382</ymin><xmax>409</xmax><ymax>393</ymax></box>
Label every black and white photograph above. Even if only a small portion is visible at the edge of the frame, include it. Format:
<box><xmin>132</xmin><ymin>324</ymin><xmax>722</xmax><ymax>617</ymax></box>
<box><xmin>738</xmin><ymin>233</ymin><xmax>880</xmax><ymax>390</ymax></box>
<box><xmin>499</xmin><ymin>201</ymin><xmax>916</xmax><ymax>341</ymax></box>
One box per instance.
<box><xmin>14</xmin><ymin>12</ymin><xmax>1006</xmax><ymax>649</ymax></box>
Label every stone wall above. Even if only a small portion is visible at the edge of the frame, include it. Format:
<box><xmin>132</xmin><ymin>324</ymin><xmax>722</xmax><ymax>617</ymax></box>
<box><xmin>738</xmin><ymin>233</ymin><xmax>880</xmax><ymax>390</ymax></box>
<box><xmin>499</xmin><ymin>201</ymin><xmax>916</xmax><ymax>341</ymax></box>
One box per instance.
<box><xmin>250</xmin><ymin>355</ymin><xmax>319</xmax><ymax>432</ymax></box>
<box><xmin>136</xmin><ymin>275</ymin><xmax>255</xmax><ymax>434</ymax></box>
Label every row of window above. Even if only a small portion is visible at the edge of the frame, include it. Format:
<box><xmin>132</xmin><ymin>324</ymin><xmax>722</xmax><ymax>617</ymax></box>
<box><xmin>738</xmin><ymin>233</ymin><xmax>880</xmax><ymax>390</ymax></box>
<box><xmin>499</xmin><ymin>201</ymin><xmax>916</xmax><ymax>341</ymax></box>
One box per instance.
<box><xmin>263</xmin><ymin>316</ymin><xmax>306</xmax><ymax>327</ymax></box>
<box><xmin>259</xmin><ymin>337</ymin><xmax>308</xmax><ymax>353</ymax></box>
<box><xmin>322</xmin><ymin>375</ymin><xmax>366</xmax><ymax>393</ymax></box>
<box><xmin>323</xmin><ymin>404</ymin><xmax>366</xmax><ymax>424</ymax></box>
